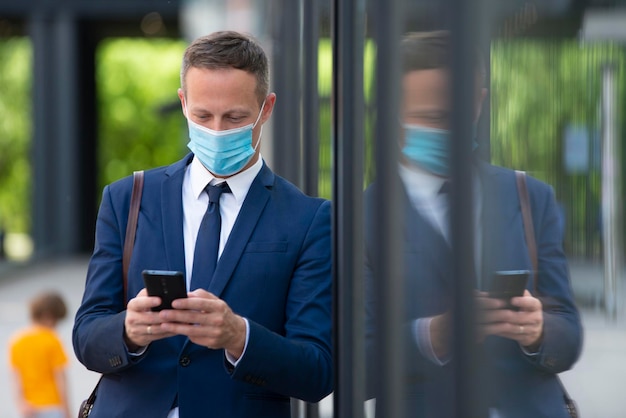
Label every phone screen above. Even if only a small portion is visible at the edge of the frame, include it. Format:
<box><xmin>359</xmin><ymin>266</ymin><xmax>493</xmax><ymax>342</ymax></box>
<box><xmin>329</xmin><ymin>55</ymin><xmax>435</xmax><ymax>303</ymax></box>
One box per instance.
<box><xmin>142</xmin><ymin>270</ymin><xmax>187</xmax><ymax>311</ymax></box>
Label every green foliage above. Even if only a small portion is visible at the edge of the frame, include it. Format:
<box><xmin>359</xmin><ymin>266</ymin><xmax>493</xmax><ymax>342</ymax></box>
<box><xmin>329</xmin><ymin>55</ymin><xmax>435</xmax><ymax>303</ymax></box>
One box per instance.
<box><xmin>316</xmin><ymin>38</ymin><xmax>377</xmax><ymax>200</ymax></box>
<box><xmin>2</xmin><ymin>35</ymin><xmax>624</xmax><ymax>261</ymax></box>
<box><xmin>0</xmin><ymin>38</ymin><xmax>31</xmax><ymax>233</ymax></box>
<box><xmin>97</xmin><ymin>38</ymin><xmax>188</xmax><ymax>190</ymax></box>
<box><xmin>491</xmin><ymin>40</ymin><xmax>626</xmax><ymax>258</ymax></box>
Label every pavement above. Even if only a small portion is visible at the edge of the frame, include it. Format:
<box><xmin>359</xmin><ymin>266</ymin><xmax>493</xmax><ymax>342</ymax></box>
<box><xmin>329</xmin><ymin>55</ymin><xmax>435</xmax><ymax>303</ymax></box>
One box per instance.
<box><xmin>0</xmin><ymin>256</ymin><xmax>624</xmax><ymax>418</ymax></box>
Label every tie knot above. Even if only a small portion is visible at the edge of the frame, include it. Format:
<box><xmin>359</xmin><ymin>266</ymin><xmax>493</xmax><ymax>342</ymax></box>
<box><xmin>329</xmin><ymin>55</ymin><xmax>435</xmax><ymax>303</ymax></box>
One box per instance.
<box><xmin>206</xmin><ymin>182</ymin><xmax>231</xmax><ymax>203</ymax></box>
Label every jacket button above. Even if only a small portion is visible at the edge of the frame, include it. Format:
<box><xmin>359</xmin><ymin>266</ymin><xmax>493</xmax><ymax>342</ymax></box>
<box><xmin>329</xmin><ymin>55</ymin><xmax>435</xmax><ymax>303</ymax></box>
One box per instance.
<box><xmin>179</xmin><ymin>356</ymin><xmax>191</xmax><ymax>367</ymax></box>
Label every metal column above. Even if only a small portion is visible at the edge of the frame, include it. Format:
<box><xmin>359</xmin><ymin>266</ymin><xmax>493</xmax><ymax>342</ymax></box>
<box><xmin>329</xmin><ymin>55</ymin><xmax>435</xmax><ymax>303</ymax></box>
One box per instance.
<box><xmin>302</xmin><ymin>2</ymin><xmax>321</xmax><ymax>416</ymax></box>
<box><xmin>332</xmin><ymin>0</ymin><xmax>366</xmax><ymax>416</ymax></box>
<box><xmin>302</xmin><ymin>0</ymin><xmax>320</xmax><ymax>198</ymax></box>
<box><xmin>370</xmin><ymin>0</ymin><xmax>404</xmax><ymax>417</ymax></box>
<box><xmin>272</xmin><ymin>0</ymin><xmax>303</xmax><ymax>187</ymax></box>
<box><xmin>30</xmin><ymin>12</ymin><xmax>59</xmax><ymax>258</ymax></box>
<box><xmin>29</xmin><ymin>10</ymin><xmax>98</xmax><ymax>258</ymax></box>
<box><xmin>448</xmin><ymin>0</ymin><xmax>482</xmax><ymax>416</ymax></box>
<box><xmin>601</xmin><ymin>63</ymin><xmax>622</xmax><ymax>320</ymax></box>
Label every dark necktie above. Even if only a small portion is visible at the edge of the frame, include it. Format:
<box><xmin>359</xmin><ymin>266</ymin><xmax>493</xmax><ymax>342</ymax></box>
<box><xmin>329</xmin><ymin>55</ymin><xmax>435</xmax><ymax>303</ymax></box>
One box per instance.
<box><xmin>438</xmin><ymin>181</ymin><xmax>451</xmax><ymax>240</ymax></box>
<box><xmin>190</xmin><ymin>182</ymin><xmax>231</xmax><ymax>291</ymax></box>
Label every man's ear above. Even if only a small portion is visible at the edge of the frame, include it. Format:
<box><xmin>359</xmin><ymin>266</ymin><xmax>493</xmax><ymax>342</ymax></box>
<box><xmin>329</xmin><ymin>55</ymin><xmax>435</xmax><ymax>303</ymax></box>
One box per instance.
<box><xmin>260</xmin><ymin>93</ymin><xmax>277</xmax><ymax>125</ymax></box>
<box><xmin>178</xmin><ymin>88</ymin><xmax>187</xmax><ymax>118</ymax></box>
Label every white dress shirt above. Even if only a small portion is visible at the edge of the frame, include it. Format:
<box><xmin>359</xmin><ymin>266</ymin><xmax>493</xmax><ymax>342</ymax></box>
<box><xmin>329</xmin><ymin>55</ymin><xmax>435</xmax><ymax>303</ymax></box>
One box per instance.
<box><xmin>167</xmin><ymin>156</ymin><xmax>262</xmax><ymax>418</ymax></box>
<box><xmin>182</xmin><ymin>156</ymin><xmax>262</xmax><ymax>285</ymax></box>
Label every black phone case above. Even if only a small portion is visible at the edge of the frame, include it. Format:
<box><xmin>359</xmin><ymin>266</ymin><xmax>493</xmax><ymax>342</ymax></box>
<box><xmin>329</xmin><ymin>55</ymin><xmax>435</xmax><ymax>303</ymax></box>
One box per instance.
<box><xmin>489</xmin><ymin>270</ymin><xmax>529</xmax><ymax>309</ymax></box>
<box><xmin>142</xmin><ymin>270</ymin><xmax>187</xmax><ymax>311</ymax></box>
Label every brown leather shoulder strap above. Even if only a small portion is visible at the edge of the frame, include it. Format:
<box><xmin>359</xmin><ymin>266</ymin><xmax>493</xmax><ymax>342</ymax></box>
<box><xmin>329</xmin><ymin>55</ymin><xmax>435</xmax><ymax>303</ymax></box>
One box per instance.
<box><xmin>79</xmin><ymin>171</ymin><xmax>144</xmax><ymax>416</ymax></box>
<box><xmin>122</xmin><ymin>170</ymin><xmax>144</xmax><ymax>303</ymax></box>
<box><xmin>515</xmin><ymin>170</ymin><xmax>538</xmax><ymax>293</ymax></box>
<box><xmin>515</xmin><ymin>171</ymin><xmax>579</xmax><ymax>416</ymax></box>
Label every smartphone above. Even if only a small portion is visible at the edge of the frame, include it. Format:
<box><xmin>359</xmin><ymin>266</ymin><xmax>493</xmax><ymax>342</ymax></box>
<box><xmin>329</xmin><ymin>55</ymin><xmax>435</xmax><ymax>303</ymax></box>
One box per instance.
<box><xmin>142</xmin><ymin>270</ymin><xmax>187</xmax><ymax>311</ymax></box>
<box><xmin>489</xmin><ymin>270</ymin><xmax>530</xmax><ymax>309</ymax></box>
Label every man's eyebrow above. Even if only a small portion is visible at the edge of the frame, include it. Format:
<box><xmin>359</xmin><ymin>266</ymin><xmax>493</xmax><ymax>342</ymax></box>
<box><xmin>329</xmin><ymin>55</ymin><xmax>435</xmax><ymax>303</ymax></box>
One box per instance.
<box><xmin>224</xmin><ymin>108</ymin><xmax>251</xmax><ymax>115</ymax></box>
<box><xmin>189</xmin><ymin>107</ymin><xmax>251</xmax><ymax>116</ymax></box>
<box><xmin>407</xmin><ymin>109</ymin><xmax>449</xmax><ymax>117</ymax></box>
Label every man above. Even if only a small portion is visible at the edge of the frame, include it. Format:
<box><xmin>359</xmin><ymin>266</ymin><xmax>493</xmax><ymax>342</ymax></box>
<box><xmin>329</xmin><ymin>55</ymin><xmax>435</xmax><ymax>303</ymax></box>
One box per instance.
<box><xmin>73</xmin><ymin>31</ymin><xmax>332</xmax><ymax>418</ymax></box>
<box><xmin>364</xmin><ymin>31</ymin><xmax>582</xmax><ymax>417</ymax></box>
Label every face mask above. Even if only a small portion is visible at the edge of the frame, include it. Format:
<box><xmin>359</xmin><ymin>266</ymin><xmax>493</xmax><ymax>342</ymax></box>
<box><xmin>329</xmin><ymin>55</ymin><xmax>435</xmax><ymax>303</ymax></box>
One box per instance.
<box><xmin>186</xmin><ymin>101</ymin><xmax>265</xmax><ymax>176</ymax></box>
<box><xmin>402</xmin><ymin>124</ymin><xmax>451</xmax><ymax>177</ymax></box>
<box><xmin>402</xmin><ymin>123</ymin><xmax>479</xmax><ymax>177</ymax></box>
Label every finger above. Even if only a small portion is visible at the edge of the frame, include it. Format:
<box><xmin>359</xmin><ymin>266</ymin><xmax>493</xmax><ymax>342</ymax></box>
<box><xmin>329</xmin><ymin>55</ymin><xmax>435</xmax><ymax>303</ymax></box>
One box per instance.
<box><xmin>128</xmin><ymin>289</ymin><xmax>162</xmax><ymax>312</ymax></box>
<box><xmin>171</xmin><ymin>295</ymin><xmax>223</xmax><ymax>312</ymax></box>
<box><xmin>188</xmin><ymin>288</ymin><xmax>218</xmax><ymax>299</ymax></box>
<box><xmin>160</xmin><ymin>302</ymin><xmax>228</xmax><ymax>327</ymax></box>
<box><xmin>510</xmin><ymin>294</ymin><xmax>542</xmax><ymax>312</ymax></box>
<box><xmin>143</xmin><ymin>323</ymin><xmax>176</xmax><ymax>338</ymax></box>
<box><xmin>478</xmin><ymin>309</ymin><xmax>516</xmax><ymax>326</ymax></box>
<box><xmin>479</xmin><ymin>321</ymin><xmax>514</xmax><ymax>338</ymax></box>
<box><xmin>476</xmin><ymin>296</ymin><xmax>507</xmax><ymax>311</ymax></box>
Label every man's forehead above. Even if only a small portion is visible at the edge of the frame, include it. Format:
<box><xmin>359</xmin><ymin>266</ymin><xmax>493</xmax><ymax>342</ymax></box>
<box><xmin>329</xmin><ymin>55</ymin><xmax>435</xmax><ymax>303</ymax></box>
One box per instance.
<box><xmin>403</xmin><ymin>70</ymin><xmax>450</xmax><ymax>98</ymax></box>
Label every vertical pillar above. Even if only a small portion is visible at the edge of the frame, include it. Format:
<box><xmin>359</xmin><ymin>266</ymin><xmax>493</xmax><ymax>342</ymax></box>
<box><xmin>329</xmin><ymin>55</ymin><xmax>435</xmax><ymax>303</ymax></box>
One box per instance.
<box><xmin>271</xmin><ymin>0</ymin><xmax>303</xmax><ymax>187</ymax></box>
<box><xmin>371</xmin><ymin>0</ymin><xmax>404</xmax><ymax>417</ymax></box>
<box><xmin>30</xmin><ymin>11</ymin><xmax>60</xmax><ymax>258</ymax></box>
<box><xmin>302</xmin><ymin>0</ymin><xmax>320</xmax><ymax>197</ymax></box>
<box><xmin>29</xmin><ymin>11</ymin><xmax>98</xmax><ymax>258</ymax></box>
<box><xmin>448</xmin><ymin>0</ymin><xmax>482</xmax><ymax>416</ymax></box>
<box><xmin>601</xmin><ymin>63</ymin><xmax>622</xmax><ymax>319</ymax></box>
<box><xmin>55</xmin><ymin>11</ymin><xmax>80</xmax><ymax>255</ymax></box>
<box><xmin>332</xmin><ymin>0</ymin><xmax>366</xmax><ymax>416</ymax></box>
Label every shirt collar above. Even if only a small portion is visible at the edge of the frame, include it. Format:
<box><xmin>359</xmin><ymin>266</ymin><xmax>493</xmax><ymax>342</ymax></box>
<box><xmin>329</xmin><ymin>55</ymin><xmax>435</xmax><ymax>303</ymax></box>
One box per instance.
<box><xmin>398</xmin><ymin>162</ymin><xmax>447</xmax><ymax>200</ymax></box>
<box><xmin>189</xmin><ymin>156</ymin><xmax>263</xmax><ymax>204</ymax></box>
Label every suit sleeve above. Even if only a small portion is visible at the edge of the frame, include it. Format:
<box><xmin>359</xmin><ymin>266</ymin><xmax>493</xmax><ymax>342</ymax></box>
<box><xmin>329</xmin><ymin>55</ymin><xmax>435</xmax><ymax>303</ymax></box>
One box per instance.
<box><xmin>523</xmin><ymin>177</ymin><xmax>583</xmax><ymax>373</ymax></box>
<box><xmin>72</xmin><ymin>179</ymin><xmax>141</xmax><ymax>374</ymax></box>
<box><xmin>227</xmin><ymin>200</ymin><xmax>333</xmax><ymax>403</ymax></box>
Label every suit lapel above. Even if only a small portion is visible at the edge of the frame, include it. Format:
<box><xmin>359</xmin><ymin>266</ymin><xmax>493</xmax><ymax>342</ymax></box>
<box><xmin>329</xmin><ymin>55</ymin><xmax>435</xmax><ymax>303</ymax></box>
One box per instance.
<box><xmin>400</xmin><ymin>182</ymin><xmax>453</xmax><ymax>288</ymax></box>
<box><xmin>478</xmin><ymin>162</ymin><xmax>522</xmax><ymax>286</ymax></box>
<box><xmin>161</xmin><ymin>155</ymin><xmax>192</xmax><ymax>274</ymax></box>
<box><xmin>207</xmin><ymin>163</ymin><xmax>274</xmax><ymax>298</ymax></box>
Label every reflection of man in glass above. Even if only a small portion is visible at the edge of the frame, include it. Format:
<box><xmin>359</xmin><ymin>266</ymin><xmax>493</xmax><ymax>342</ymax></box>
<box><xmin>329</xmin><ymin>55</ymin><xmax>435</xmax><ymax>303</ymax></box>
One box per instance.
<box><xmin>365</xmin><ymin>31</ymin><xmax>582</xmax><ymax>417</ymax></box>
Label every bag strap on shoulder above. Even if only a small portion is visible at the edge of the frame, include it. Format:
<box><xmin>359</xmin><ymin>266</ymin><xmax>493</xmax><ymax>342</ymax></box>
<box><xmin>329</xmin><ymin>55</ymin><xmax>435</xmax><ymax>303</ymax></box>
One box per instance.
<box><xmin>515</xmin><ymin>170</ymin><xmax>538</xmax><ymax>293</ymax></box>
<box><xmin>515</xmin><ymin>170</ymin><xmax>579</xmax><ymax>418</ymax></box>
<box><xmin>79</xmin><ymin>171</ymin><xmax>145</xmax><ymax>418</ymax></box>
<box><xmin>122</xmin><ymin>170</ymin><xmax>144</xmax><ymax>302</ymax></box>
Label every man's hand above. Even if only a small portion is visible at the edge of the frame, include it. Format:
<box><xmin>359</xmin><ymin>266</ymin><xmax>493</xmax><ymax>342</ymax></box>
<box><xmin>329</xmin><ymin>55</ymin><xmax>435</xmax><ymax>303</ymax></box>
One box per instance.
<box><xmin>159</xmin><ymin>289</ymin><xmax>247</xmax><ymax>360</ymax></box>
<box><xmin>124</xmin><ymin>289</ymin><xmax>176</xmax><ymax>351</ymax></box>
<box><xmin>477</xmin><ymin>290</ymin><xmax>544</xmax><ymax>349</ymax></box>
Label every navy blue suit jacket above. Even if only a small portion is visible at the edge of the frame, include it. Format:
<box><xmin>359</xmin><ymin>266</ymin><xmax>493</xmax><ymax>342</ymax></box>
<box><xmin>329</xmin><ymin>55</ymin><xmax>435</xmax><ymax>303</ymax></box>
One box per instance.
<box><xmin>73</xmin><ymin>155</ymin><xmax>332</xmax><ymax>418</ymax></box>
<box><xmin>365</xmin><ymin>162</ymin><xmax>582</xmax><ymax>418</ymax></box>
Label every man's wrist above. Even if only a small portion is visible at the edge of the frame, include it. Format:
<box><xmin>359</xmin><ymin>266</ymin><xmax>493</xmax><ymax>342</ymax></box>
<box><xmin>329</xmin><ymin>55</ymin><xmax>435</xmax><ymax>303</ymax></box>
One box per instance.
<box><xmin>225</xmin><ymin>317</ymin><xmax>250</xmax><ymax>366</ymax></box>
<box><xmin>226</xmin><ymin>316</ymin><xmax>247</xmax><ymax>359</ymax></box>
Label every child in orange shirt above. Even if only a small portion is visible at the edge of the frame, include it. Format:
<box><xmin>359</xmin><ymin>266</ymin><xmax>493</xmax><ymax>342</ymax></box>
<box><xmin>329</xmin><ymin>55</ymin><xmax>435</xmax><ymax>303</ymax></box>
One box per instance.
<box><xmin>9</xmin><ymin>291</ymin><xmax>70</xmax><ymax>418</ymax></box>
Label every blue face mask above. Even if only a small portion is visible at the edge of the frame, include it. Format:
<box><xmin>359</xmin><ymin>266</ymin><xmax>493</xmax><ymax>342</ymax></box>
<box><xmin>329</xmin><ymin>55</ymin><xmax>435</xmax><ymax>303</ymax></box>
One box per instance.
<box><xmin>186</xmin><ymin>101</ymin><xmax>265</xmax><ymax>176</ymax></box>
<box><xmin>402</xmin><ymin>123</ymin><xmax>479</xmax><ymax>177</ymax></box>
<box><xmin>402</xmin><ymin>124</ymin><xmax>451</xmax><ymax>177</ymax></box>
